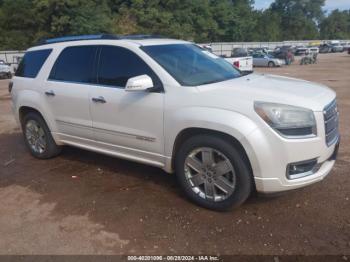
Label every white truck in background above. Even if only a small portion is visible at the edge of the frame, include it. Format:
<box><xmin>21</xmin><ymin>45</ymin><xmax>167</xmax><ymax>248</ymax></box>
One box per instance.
<box><xmin>224</xmin><ymin>47</ymin><xmax>253</xmax><ymax>74</ymax></box>
<box><xmin>198</xmin><ymin>44</ymin><xmax>253</xmax><ymax>74</ymax></box>
<box><xmin>224</xmin><ymin>56</ymin><xmax>253</xmax><ymax>74</ymax></box>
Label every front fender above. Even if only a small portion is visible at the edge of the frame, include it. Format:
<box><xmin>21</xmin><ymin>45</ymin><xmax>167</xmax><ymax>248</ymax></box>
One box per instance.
<box><xmin>164</xmin><ymin>107</ymin><xmax>259</xmax><ymax>165</ymax></box>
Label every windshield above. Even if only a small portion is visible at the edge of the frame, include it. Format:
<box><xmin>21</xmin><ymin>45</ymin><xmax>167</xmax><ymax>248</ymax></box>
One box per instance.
<box><xmin>141</xmin><ymin>44</ymin><xmax>241</xmax><ymax>86</ymax></box>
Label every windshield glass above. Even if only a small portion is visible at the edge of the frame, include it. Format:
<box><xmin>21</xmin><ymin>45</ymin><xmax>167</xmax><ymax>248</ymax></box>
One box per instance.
<box><xmin>141</xmin><ymin>44</ymin><xmax>241</xmax><ymax>86</ymax></box>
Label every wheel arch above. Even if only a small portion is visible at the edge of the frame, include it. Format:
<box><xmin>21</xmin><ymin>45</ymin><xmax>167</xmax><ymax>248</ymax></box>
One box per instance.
<box><xmin>171</xmin><ymin>127</ymin><xmax>255</xmax><ymax>188</ymax></box>
<box><xmin>14</xmin><ymin>87</ymin><xmax>58</xmax><ymax>131</ymax></box>
<box><xmin>19</xmin><ymin>106</ymin><xmax>46</xmax><ymax>127</ymax></box>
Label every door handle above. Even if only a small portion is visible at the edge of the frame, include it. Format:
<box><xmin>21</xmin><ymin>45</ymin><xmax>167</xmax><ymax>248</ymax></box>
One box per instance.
<box><xmin>92</xmin><ymin>96</ymin><xmax>106</xmax><ymax>103</ymax></box>
<box><xmin>45</xmin><ymin>90</ymin><xmax>55</xmax><ymax>96</ymax></box>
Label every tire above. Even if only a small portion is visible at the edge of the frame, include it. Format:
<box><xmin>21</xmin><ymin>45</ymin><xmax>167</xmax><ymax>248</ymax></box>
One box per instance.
<box><xmin>268</xmin><ymin>61</ymin><xmax>275</xmax><ymax>67</ymax></box>
<box><xmin>7</xmin><ymin>72</ymin><xmax>12</xmax><ymax>79</ymax></box>
<box><xmin>22</xmin><ymin>112</ymin><xmax>61</xmax><ymax>159</ymax></box>
<box><xmin>175</xmin><ymin>135</ymin><xmax>253</xmax><ymax>211</ymax></box>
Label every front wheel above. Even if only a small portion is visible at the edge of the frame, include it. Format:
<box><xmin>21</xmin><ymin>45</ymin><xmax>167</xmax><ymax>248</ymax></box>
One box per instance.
<box><xmin>175</xmin><ymin>135</ymin><xmax>253</xmax><ymax>211</ymax></box>
<box><xmin>268</xmin><ymin>61</ymin><xmax>275</xmax><ymax>67</ymax></box>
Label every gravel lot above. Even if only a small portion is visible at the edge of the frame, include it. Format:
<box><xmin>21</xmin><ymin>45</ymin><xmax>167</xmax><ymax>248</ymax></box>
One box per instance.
<box><xmin>0</xmin><ymin>53</ymin><xmax>349</xmax><ymax>256</ymax></box>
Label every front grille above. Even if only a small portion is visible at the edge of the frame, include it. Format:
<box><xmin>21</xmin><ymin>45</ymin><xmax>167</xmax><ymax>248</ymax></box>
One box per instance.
<box><xmin>323</xmin><ymin>99</ymin><xmax>339</xmax><ymax>146</ymax></box>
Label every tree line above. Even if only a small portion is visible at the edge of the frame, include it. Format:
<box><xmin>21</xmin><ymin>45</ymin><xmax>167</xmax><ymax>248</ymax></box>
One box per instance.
<box><xmin>0</xmin><ymin>0</ymin><xmax>349</xmax><ymax>50</ymax></box>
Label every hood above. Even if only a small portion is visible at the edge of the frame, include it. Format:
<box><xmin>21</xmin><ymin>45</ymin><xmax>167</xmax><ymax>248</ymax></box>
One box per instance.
<box><xmin>196</xmin><ymin>73</ymin><xmax>336</xmax><ymax>112</ymax></box>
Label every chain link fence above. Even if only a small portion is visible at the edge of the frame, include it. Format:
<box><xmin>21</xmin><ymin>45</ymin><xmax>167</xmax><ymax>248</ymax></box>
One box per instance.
<box><xmin>1</xmin><ymin>39</ymin><xmax>349</xmax><ymax>72</ymax></box>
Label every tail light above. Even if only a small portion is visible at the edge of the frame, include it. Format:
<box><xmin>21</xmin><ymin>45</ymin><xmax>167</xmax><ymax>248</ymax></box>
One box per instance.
<box><xmin>233</xmin><ymin>61</ymin><xmax>240</xmax><ymax>68</ymax></box>
<box><xmin>8</xmin><ymin>81</ymin><xmax>13</xmax><ymax>93</ymax></box>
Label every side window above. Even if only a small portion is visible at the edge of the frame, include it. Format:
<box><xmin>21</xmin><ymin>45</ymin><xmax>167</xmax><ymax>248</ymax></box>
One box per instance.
<box><xmin>97</xmin><ymin>46</ymin><xmax>162</xmax><ymax>89</ymax></box>
<box><xmin>15</xmin><ymin>49</ymin><xmax>52</xmax><ymax>78</ymax></box>
<box><xmin>49</xmin><ymin>46</ymin><xmax>97</xmax><ymax>83</ymax></box>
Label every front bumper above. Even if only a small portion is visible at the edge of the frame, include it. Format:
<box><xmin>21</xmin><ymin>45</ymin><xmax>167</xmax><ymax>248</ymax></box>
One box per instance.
<box><xmin>255</xmin><ymin>155</ymin><xmax>336</xmax><ymax>193</ymax></box>
<box><xmin>242</xmin><ymin>111</ymin><xmax>339</xmax><ymax>193</ymax></box>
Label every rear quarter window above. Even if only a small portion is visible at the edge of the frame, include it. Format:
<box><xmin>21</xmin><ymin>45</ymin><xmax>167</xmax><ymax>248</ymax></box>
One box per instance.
<box><xmin>15</xmin><ymin>49</ymin><xmax>52</xmax><ymax>78</ymax></box>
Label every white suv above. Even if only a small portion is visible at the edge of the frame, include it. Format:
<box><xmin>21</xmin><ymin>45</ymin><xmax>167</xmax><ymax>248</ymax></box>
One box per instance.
<box><xmin>10</xmin><ymin>35</ymin><xmax>340</xmax><ymax>210</ymax></box>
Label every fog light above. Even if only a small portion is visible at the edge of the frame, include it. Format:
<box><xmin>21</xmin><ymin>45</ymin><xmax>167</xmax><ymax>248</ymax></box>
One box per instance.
<box><xmin>286</xmin><ymin>159</ymin><xmax>319</xmax><ymax>180</ymax></box>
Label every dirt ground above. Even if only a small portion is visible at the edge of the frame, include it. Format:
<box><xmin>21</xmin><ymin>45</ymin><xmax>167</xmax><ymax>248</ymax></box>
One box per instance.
<box><xmin>0</xmin><ymin>53</ymin><xmax>349</xmax><ymax>256</ymax></box>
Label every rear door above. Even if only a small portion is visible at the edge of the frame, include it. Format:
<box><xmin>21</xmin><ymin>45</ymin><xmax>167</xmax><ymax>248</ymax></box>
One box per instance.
<box><xmin>44</xmin><ymin>45</ymin><xmax>97</xmax><ymax>140</ymax></box>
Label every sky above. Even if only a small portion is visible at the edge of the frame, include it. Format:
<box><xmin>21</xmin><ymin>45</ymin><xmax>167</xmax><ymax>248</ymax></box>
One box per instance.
<box><xmin>254</xmin><ymin>0</ymin><xmax>350</xmax><ymax>12</ymax></box>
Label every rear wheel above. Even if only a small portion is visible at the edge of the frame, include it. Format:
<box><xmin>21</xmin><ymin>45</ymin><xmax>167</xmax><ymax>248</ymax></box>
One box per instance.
<box><xmin>22</xmin><ymin>112</ymin><xmax>61</xmax><ymax>159</ymax></box>
<box><xmin>175</xmin><ymin>135</ymin><xmax>253</xmax><ymax>211</ymax></box>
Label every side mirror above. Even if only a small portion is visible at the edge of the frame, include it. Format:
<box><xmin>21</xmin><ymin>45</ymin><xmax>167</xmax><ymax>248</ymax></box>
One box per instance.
<box><xmin>125</xmin><ymin>75</ymin><xmax>153</xmax><ymax>92</ymax></box>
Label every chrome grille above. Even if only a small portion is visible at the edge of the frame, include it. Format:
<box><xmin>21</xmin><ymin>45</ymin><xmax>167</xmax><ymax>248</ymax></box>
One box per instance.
<box><xmin>323</xmin><ymin>99</ymin><xmax>339</xmax><ymax>146</ymax></box>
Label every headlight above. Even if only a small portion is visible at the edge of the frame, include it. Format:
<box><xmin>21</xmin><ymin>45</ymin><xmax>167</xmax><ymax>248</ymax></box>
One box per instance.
<box><xmin>254</xmin><ymin>102</ymin><xmax>317</xmax><ymax>137</ymax></box>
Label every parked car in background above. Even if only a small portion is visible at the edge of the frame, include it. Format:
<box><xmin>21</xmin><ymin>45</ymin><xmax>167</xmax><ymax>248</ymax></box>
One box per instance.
<box><xmin>249</xmin><ymin>47</ymin><xmax>268</xmax><ymax>55</ymax></box>
<box><xmin>224</xmin><ymin>56</ymin><xmax>253</xmax><ymax>74</ymax></box>
<box><xmin>11</xmin><ymin>34</ymin><xmax>339</xmax><ymax>211</ymax></box>
<box><xmin>341</xmin><ymin>43</ymin><xmax>350</xmax><ymax>52</ymax></box>
<box><xmin>348</xmin><ymin>47</ymin><xmax>350</xmax><ymax>55</ymax></box>
<box><xmin>319</xmin><ymin>44</ymin><xmax>332</xmax><ymax>53</ymax></box>
<box><xmin>252</xmin><ymin>53</ymin><xmax>283</xmax><ymax>67</ymax></box>
<box><xmin>0</xmin><ymin>63</ymin><xmax>12</xmax><ymax>79</ymax></box>
<box><xmin>197</xmin><ymin>45</ymin><xmax>253</xmax><ymax>75</ymax></box>
<box><xmin>308</xmin><ymin>47</ymin><xmax>319</xmax><ymax>54</ymax></box>
<box><xmin>295</xmin><ymin>47</ymin><xmax>308</xmax><ymax>56</ymax></box>
<box><xmin>275</xmin><ymin>45</ymin><xmax>296</xmax><ymax>54</ymax></box>
<box><xmin>231</xmin><ymin>48</ymin><xmax>248</xmax><ymax>58</ymax></box>
<box><xmin>331</xmin><ymin>44</ymin><xmax>344</xmax><ymax>53</ymax></box>
<box><xmin>273</xmin><ymin>47</ymin><xmax>295</xmax><ymax>62</ymax></box>
<box><xmin>198</xmin><ymin>44</ymin><xmax>213</xmax><ymax>53</ymax></box>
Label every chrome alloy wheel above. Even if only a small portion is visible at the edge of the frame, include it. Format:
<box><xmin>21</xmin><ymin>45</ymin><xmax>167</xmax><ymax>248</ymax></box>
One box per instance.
<box><xmin>184</xmin><ymin>147</ymin><xmax>236</xmax><ymax>202</ymax></box>
<box><xmin>25</xmin><ymin>120</ymin><xmax>46</xmax><ymax>154</ymax></box>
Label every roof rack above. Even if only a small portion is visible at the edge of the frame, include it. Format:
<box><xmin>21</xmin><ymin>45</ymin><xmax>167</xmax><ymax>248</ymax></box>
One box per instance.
<box><xmin>121</xmin><ymin>34</ymin><xmax>166</xmax><ymax>40</ymax></box>
<box><xmin>36</xmin><ymin>34</ymin><xmax>166</xmax><ymax>46</ymax></box>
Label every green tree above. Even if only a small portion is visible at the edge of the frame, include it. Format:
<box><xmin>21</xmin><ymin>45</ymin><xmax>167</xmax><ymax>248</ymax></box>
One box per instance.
<box><xmin>0</xmin><ymin>0</ymin><xmax>345</xmax><ymax>50</ymax></box>
<box><xmin>0</xmin><ymin>0</ymin><xmax>113</xmax><ymax>49</ymax></box>
<box><xmin>270</xmin><ymin>0</ymin><xmax>325</xmax><ymax>40</ymax></box>
<box><xmin>253</xmin><ymin>9</ymin><xmax>282</xmax><ymax>41</ymax></box>
<box><xmin>35</xmin><ymin>0</ymin><xmax>112</xmax><ymax>37</ymax></box>
<box><xmin>209</xmin><ymin>0</ymin><xmax>258</xmax><ymax>42</ymax></box>
<box><xmin>0</xmin><ymin>0</ymin><xmax>39</xmax><ymax>49</ymax></box>
<box><xmin>111</xmin><ymin>0</ymin><xmax>219</xmax><ymax>42</ymax></box>
<box><xmin>320</xmin><ymin>9</ymin><xmax>350</xmax><ymax>39</ymax></box>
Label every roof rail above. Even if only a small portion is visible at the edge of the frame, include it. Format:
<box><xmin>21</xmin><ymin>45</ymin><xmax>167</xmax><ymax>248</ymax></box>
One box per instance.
<box><xmin>120</xmin><ymin>34</ymin><xmax>166</xmax><ymax>40</ymax></box>
<box><xmin>36</xmin><ymin>34</ymin><xmax>167</xmax><ymax>46</ymax></box>
<box><xmin>36</xmin><ymin>34</ymin><xmax>120</xmax><ymax>45</ymax></box>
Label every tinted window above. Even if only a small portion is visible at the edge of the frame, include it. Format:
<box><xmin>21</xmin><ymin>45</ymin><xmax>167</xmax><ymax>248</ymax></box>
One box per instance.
<box><xmin>15</xmin><ymin>49</ymin><xmax>52</xmax><ymax>78</ymax></box>
<box><xmin>97</xmin><ymin>46</ymin><xmax>162</xmax><ymax>88</ymax></box>
<box><xmin>232</xmin><ymin>48</ymin><xmax>248</xmax><ymax>57</ymax></box>
<box><xmin>49</xmin><ymin>46</ymin><xmax>97</xmax><ymax>83</ymax></box>
<box><xmin>142</xmin><ymin>44</ymin><xmax>241</xmax><ymax>86</ymax></box>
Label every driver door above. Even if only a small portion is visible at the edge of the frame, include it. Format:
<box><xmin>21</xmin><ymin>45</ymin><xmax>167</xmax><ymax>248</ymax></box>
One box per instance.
<box><xmin>89</xmin><ymin>45</ymin><xmax>164</xmax><ymax>163</ymax></box>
